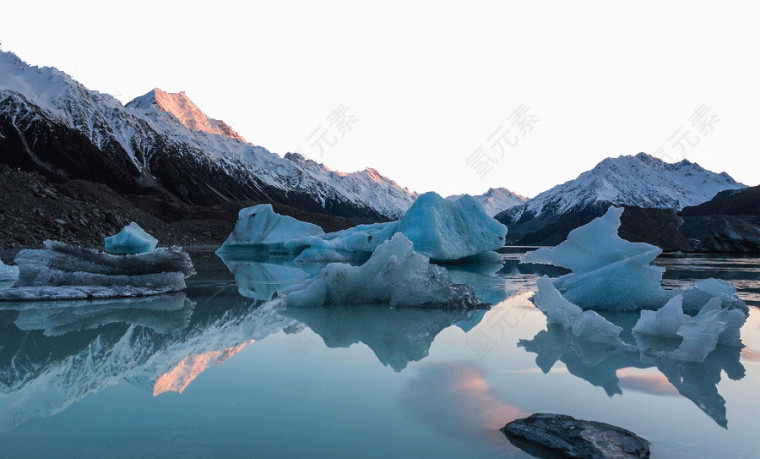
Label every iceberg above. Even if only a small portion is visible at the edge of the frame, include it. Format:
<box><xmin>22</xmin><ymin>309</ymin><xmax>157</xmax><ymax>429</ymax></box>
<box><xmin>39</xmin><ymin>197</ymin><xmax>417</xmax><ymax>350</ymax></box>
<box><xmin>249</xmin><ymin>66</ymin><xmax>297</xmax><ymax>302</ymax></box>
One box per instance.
<box><xmin>0</xmin><ymin>259</ymin><xmax>19</xmax><ymax>282</ymax></box>
<box><xmin>397</xmin><ymin>192</ymin><xmax>507</xmax><ymax>262</ymax></box>
<box><xmin>633</xmin><ymin>295</ymin><xmax>747</xmax><ymax>362</ymax></box>
<box><xmin>217</xmin><ymin>204</ymin><xmax>325</xmax><ymax>253</ymax></box>
<box><xmin>290</xmin><ymin>221</ymin><xmax>399</xmax><ymax>263</ymax></box>
<box><xmin>521</xmin><ymin>206</ymin><xmax>746</xmax><ymax>313</ymax></box>
<box><xmin>219</xmin><ymin>192</ymin><xmax>506</xmax><ymax>263</ymax></box>
<box><xmin>679</xmin><ymin>278</ymin><xmax>748</xmax><ymax>313</ymax></box>
<box><xmin>522</xmin><ymin>207</ymin><xmax>670</xmax><ymax>311</ymax></box>
<box><xmin>104</xmin><ymin>222</ymin><xmax>158</xmax><ymax>254</ymax></box>
<box><xmin>0</xmin><ymin>241</ymin><xmax>195</xmax><ymax>301</ymax></box>
<box><xmin>283</xmin><ymin>234</ymin><xmax>485</xmax><ymax>309</ymax></box>
<box><xmin>531</xmin><ymin>276</ymin><xmax>632</xmax><ymax>348</ymax></box>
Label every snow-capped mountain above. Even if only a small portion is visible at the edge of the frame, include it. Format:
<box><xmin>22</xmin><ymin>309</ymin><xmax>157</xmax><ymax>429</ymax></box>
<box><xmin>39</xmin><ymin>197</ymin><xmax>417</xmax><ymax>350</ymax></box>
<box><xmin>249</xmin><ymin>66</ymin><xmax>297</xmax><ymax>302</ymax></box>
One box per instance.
<box><xmin>127</xmin><ymin>89</ymin><xmax>247</xmax><ymax>143</ymax></box>
<box><xmin>446</xmin><ymin>187</ymin><xmax>526</xmax><ymax>217</ymax></box>
<box><xmin>0</xmin><ymin>50</ymin><xmax>416</xmax><ymax>219</ymax></box>
<box><xmin>497</xmin><ymin>153</ymin><xmax>745</xmax><ymax>244</ymax></box>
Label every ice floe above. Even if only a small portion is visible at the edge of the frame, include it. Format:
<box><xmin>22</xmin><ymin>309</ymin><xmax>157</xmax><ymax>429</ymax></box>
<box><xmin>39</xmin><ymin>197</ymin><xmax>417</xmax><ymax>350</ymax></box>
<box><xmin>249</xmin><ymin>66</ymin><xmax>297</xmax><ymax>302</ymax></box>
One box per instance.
<box><xmin>521</xmin><ymin>206</ymin><xmax>746</xmax><ymax>313</ymax></box>
<box><xmin>219</xmin><ymin>192</ymin><xmax>506</xmax><ymax>263</ymax></box>
<box><xmin>530</xmin><ymin>275</ymin><xmax>747</xmax><ymax>363</ymax></box>
<box><xmin>397</xmin><ymin>192</ymin><xmax>507</xmax><ymax>262</ymax></box>
<box><xmin>0</xmin><ymin>259</ymin><xmax>18</xmax><ymax>282</ymax></box>
<box><xmin>217</xmin><ymin>204</ymin><xmax>325</xmax><ymax>253</ymax></box>
<box><xmin>633</xmin><ymin>295</ymin><xmax>746</xmax><ymax>362</ymax></box>
<box><xmin>282</xmin><ymin>234</ymin><xmax>485</xmax><ymax>308</ymax></box>
<box><xmin>105</xmin><ymin>222</ymin><xmax>158</xmax><ymax>254</ymax></box>
<box><xmin>0</xmin><ymin>241</ymin><xmax>195</xmax><ymax>301</ymax></box>
<box><xmin>532</xmin><ymin>276</ymin><xmax>631</xmax><ymax>348</ymax></box>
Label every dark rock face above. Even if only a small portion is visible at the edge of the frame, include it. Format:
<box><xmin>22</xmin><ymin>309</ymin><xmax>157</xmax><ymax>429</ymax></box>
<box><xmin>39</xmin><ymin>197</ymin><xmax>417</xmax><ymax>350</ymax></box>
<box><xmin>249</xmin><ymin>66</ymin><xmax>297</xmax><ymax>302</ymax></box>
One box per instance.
<box><xmin>618</xmin><ymin>206</ymin><xmax>690</xmax><ymax>251</ymax></box>
<box><xmin>678</xmin><ymin>184</ymin><xmax>760</xmax><ymax>253</ymax></box>
<box><xmin>0</xmin><ymin>165</ymin><xmax>359</xmax><ymax>249</ymax></box>
<box><xmin>680</xmin><ymin>215</ymin><xmax>760</xmax><ymax>253</ymax></box>
<box><xmin>497</xmin><ymin>202</ymin><xmax>610</xmax><ymax>246</ymax></box>
<box><xmin>681</xmin><ymin>185</ymin><xmax>760</xmax><ymax>217</ymax></box>
<box><xmin>501</xmin><ymin>413</ymin><xmax>650</xmax><ymax>459</ymax></box>
<box><xmin>0</xmin><ymin>92</ymin><xmax>389</xmax><ymax>222</ymax></box>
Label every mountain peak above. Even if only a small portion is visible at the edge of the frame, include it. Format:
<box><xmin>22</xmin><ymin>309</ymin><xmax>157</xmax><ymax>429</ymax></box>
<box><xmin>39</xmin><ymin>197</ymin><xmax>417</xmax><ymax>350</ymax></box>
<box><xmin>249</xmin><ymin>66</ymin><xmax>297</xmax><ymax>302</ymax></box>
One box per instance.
<box><xmin>127</xmin><ymin>89</ymin><xmax>248</xmax><ymax>143</ymax></box>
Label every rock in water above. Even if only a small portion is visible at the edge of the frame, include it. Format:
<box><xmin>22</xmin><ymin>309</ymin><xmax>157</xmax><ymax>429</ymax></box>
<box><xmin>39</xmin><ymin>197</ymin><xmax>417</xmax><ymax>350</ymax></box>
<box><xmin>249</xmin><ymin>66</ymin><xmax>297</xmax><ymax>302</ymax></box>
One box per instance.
<box><xmin>217</xmin><ymin>204</ymin><xmax>325</xmax><ymax>253</ymax></box>
<box><xmin>501</xmin><ymin>413</ymin><xmax>650</xmax><ymax>459</ymax></box>
<box><xmin>105</xmin><ymin>222</ymin><xmax>158</xmax><ymax>254</ymax></box>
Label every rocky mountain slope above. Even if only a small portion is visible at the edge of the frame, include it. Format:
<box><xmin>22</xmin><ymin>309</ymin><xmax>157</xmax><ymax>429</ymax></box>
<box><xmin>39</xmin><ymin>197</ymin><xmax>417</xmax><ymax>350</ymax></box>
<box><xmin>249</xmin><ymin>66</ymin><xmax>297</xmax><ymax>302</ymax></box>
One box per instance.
<box><xmin>0</xmin><ymin>50</ymin><xmax>416</xmax><ymax>224</ymax></box>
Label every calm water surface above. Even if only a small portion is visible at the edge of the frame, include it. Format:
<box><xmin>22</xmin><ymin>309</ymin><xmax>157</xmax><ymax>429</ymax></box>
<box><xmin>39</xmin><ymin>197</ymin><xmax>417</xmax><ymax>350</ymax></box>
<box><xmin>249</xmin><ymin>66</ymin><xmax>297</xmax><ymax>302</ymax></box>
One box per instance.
<box><xmin>0</xmin><ymin>248</ymin><xmax>758</xmax><ymax>458</ymax></box>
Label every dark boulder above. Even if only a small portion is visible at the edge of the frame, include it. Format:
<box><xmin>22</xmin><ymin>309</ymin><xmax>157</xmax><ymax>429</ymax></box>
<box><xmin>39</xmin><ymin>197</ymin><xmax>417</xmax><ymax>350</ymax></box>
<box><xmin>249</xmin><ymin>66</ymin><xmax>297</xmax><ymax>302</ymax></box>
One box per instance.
<box><xmin>501</xmin><ymin>413</ymin><xmax>650</xmax><ymax>459</ymax></box>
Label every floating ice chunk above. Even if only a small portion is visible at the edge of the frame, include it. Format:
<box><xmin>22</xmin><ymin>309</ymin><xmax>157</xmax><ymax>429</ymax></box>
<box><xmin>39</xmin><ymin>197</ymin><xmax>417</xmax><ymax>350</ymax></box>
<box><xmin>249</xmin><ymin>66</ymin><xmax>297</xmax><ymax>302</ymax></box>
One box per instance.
<box><xmin>678</xmin><ymin>278</ymin><xmax>748</xmax><ymax>313</ymax></box>
<box><xmin>632</xmin><ymin>295</ymin><xmax>746</xmax><ymax>362</ymax></box>
<box><xmin>673</xmin><ymin>301</ymin><xmax>728</xmax><ymax>362</ymax></box>
<box><xmin>632</xmin><ymin>295</ymin><xmax>686</xmax><ymax>340</ymax></box>
<box><xmin>217</xmin><ymin>204</ymin><xmax>324</xmax><ymax>253</ymax></box>
<box><xmin>397</xmin><ymin>192</ymin><xmax>507</xmax><ymax>262</ymax></box>
<box><xmin>283</xmin><ymin>234</ymin><xmax>485</xmax><ymax>308</ymax></box>
<box><xmin>522</xmin><ymin>207</ymin><xmax>661</xmax><ymax>273</ymax></box>
<box><xmin>532</xmin><ymin>276</ymin><xmax>582</xmax><ymax>328</ymax></box>
<box><xmin>0</xmin><ymin>241</ymin><xmax>195</xmax><ymax>301</ymax></box>
<box><xmin>531</xmin><ymin>276</ymin><xmax>631</xmax><ymax>348</ymax></box>
<box><xmin>0</xmin><ymin>259</ymin><xmax>19</xmax><ymax>282</ymax></box>
<box><xmin>523</xmin><ymin>207</ymin><xmax>671</xmax><ymax>311</ymax></box>
<box><xmin>104</xmin><ymin>222</ymin><xmax>158</xmax><ymax>254</ymax></box>
<box><xmin>290</xmin><ymin>221</ymin><xmax>399</xmax><ymax>263</ymax></box>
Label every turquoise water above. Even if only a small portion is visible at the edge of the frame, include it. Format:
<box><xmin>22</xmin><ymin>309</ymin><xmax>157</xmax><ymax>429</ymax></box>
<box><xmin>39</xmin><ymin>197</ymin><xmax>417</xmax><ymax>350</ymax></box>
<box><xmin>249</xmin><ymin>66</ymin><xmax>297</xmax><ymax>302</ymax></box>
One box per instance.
<box><xmin>0</xmin><ymin>249</ymin><xmax>758</xmax><ymax>458</ymax></box>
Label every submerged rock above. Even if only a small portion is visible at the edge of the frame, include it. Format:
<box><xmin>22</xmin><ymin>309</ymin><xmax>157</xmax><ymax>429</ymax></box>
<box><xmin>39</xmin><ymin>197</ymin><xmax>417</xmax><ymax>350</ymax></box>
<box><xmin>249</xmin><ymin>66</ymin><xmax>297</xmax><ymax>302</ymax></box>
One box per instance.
<box><xmin>501</xmin><ymin>413</ymin><xmax>650</xmax><ymax>459</ymax></box>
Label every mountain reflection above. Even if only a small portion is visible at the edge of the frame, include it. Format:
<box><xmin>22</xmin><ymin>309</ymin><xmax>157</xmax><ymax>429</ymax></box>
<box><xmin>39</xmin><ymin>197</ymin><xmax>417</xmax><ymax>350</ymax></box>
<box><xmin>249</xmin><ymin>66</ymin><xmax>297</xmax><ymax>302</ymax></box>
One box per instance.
<box><xmin>0</xmin><ymin>287</ymin><xmax>294</xmax><ymax>433</ymax></box>
<box><xmin>153</xmin><ymin>339</ymin><xmax>255</xmax><ymax>396</ymax></box>
<box><xmin>0</xmin><ymin>277</ymin><xmax>484</xmax><ymax>432</ymax></box>
<box><xmin>518</xmin><ymin>321</ymin><xmax>747</xmax><ymax>428</ymax></box>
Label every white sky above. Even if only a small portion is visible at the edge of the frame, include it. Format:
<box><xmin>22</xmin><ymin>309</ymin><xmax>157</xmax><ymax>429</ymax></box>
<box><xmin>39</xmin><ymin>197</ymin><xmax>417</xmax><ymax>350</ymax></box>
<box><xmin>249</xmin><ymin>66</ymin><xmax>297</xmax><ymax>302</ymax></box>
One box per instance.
<box><xmin>1</xmin><ymin>1</ymin><xmax>758</xmax><ymax>198</ymax></box>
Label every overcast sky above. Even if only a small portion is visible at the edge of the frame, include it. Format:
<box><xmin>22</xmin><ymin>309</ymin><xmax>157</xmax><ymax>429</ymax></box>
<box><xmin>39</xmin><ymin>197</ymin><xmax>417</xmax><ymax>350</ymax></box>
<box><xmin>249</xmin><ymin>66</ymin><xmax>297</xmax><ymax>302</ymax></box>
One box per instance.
<box><xmin>2</xmin><ymin>1</ymin><xmax>758</xmax><ymax>197</ymax></box>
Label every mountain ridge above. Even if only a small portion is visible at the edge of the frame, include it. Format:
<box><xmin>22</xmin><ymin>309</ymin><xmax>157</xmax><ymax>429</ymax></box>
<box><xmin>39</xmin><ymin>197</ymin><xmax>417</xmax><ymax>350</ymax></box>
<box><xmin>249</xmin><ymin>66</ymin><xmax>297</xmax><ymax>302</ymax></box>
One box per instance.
<box><xmin>495</xmin><ymin>152</ymin><xmax>745</xmax><ymax>245</ymax></box>
<box><xmin>0</xmin><ymin>49</ymin><xmax>416</xmax><ymax>221</ymax></box>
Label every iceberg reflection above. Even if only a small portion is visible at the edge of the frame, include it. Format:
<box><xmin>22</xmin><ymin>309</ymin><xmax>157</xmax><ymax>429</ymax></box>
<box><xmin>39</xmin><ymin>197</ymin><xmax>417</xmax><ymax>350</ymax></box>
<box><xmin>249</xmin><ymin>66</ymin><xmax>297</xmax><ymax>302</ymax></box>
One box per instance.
<box><xmin>518</xmin><ymin>321</ymin><xmax>746</xmax><ymax>427</ymax></box>
<box><xmin>282</xmin><ymin>305</ymin><xmax>483</xmax><ymax>371</ymax></box>
<box><xmin>3</xmin><ymin>293</ymin><xmax>194</xmax><ymax>336</ymax></box>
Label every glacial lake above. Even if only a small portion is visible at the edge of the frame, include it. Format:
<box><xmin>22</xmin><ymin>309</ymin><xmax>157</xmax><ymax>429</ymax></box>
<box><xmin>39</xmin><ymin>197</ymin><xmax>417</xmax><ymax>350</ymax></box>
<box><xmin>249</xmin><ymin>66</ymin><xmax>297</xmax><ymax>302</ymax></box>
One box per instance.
<box><xmin>0</xmin><ymin>248</ymin><xmax>758</xmax><ymax>458</ymax></box>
